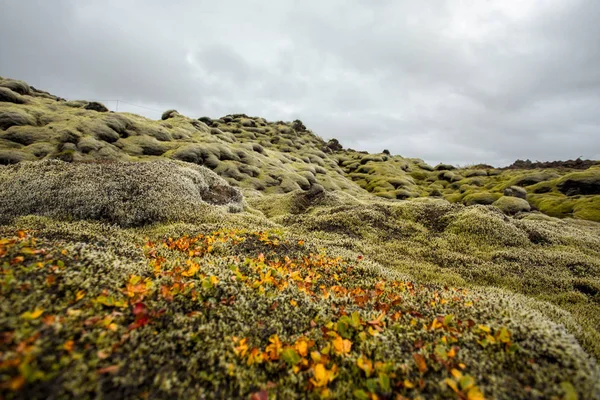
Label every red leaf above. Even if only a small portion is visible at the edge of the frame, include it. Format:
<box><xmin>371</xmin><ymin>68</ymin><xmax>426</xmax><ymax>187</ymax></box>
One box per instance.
<box><xmin>133</xmin><ymin>302</ymin><xmax>147</xmax><ymax>316</ymax></box>
<box><xmin>250</xmin><ymin>390</ymin><xmax>268</xmax><ymax>400</ymax></box>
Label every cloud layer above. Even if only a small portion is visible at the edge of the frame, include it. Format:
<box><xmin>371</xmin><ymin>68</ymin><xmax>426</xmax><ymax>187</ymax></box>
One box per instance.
<box><xmin>1</xmin><ymin>0</ymin><xmax>599</xmax><ymax>166</ymax></box>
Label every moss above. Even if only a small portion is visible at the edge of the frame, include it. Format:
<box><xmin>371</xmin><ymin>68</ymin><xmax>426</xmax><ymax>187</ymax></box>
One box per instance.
<box><xmin>462</xmin><ymin>192</ymin><xmax>502</xmax><ymax>206</ymax></box>
<box><xmin>1</xmin><ymin>125</ymin><xmax>55</xmax><ymax>145</ymax></box>
<box><xmin>434</xmin><ymin>163</ymin><xmax>456</xmax><ymax>171</ymax></box>
<box><xmin>0</xmin><ymin>110</ymin><xmax>36</xmax><ymax>130</ymax></box>
<box><xmin>0</xmin><ymin>159</ymin><xmax>243</xmax><ymax>227</ymax></box>
<box><xmin>557</xmin><ymin>170</ymin><xmax>600</xmax><ymax>196</ymax></box>
<box><xmin>510</xmin><ymin>171</ymin><xmax>560</xmax><ymax>187</ymax></box>
<box><xmin>0</xmin><ymin>149</ymin><xmax>36</xmax><ymax>164</ymax></box>
<box><xmin>493</xmin><ymin>196</ymin><xmax>531</xmax><ymax>215</ymax></box>
<box><xmin>464</xmin><ymin>169</ymin><xmax>487</xmax><ymax>177</ymax></box>
<box><xmin>0</xmin><ymin>78</ymin><xmax>32</xmax><ymax>95</ymax></box>
<box><xmin>0</xmin><ymin>87</ymin><xmax>27</xmax><ymax>104</ymax></box>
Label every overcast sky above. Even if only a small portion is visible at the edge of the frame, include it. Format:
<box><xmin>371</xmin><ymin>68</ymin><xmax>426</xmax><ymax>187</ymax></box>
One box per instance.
<box><xmin>1</xmin><ymin>0</ymin><xmax>599</xmax><ymax>166</ymax></box>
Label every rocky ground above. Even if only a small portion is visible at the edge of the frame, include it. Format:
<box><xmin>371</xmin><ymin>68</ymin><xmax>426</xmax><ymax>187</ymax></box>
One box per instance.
<box><xmin>1</xmin><ymin>77</ymin><xmax>600</xmax><ymax>399</ymax></box>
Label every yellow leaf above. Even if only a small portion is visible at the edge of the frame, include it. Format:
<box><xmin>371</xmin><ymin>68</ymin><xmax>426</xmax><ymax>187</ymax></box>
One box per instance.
<box><xmin>181</xmin><ymin>263</ymin><xmax>200</xmax><ymax>277</ymax></box>
<box><xmin>265</xmin><ymin>334</ymin><xmax>283</xmax><ymax>360</ymax></box>
<box><xmin>332</xmin><ymin>335</ymin><xmax>352</xmax><ymax>355</ymax></box>
<box><xmin>75</xmin><ymin>290</ymin><xmax>86</xmax><ymax>302</ymax></box>
<box><xmin>445</xmin><ymin>378</ymin><xmax>459</xmax><ymax>393</ymax></box>
<box><xmin>450</xmin><ymin>368</ymin><xmax>462</xmax><ymax>379</ymax></box>
<box><xmin>311</xmin><ymin>363</ymin><xmax>336</xmax><ymax>387</ymax></box>
<box><xmin>466</xmin><ymin>386</ymin><xmax>485</xmax><ymax>400</ymax></box>
<box><xmin>478</xmin><ymin>325</ymin><xmax>491</xmax><ymax>333</ymax></box>
<box><xmin>21</xmin><ymin>308</ymin><xmax>44</xmax><ymax>320</ymax></box>
<box><xmin>290</xmin><ymin>299</ymin><xmax>298</xmax><ymax>307</ymax></box>
<box><xmin>295</xmin><ymin>338</ymin><xmax>309</xmax><ymax>357</ymax></box>
<box><xmin>311</xmin><ymin>351</ymin><xmax>322</xmax><ymax>363</ymax></box>
<box><xmin>357</xmin><ymin>356</ymin><xmax>373</xmax><ymax>377</ymax></box>
<box><xmin>403</xmin><ymin>379</ymin><xmax>414</xmax><ymax>389</ymax></box>
<box><xmin>209</xmin><ymin>276</ymin><xmax>219</xmax><ymax>285</ymax></box>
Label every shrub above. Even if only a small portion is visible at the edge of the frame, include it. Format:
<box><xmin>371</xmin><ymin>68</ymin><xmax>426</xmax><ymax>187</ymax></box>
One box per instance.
<box><xmin>0</xmin><ymin>160</ymin><xmax>243</xmax><ymax>227</ymax></box>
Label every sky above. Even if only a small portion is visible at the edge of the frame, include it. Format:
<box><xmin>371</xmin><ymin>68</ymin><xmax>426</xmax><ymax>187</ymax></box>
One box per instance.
<box><xmin>1</xmin><ymin>0</ymin><xmax>599</xmax><ymax>167</ymax></box>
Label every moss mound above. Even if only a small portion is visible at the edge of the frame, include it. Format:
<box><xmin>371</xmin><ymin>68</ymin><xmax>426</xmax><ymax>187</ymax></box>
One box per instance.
<box><xmin>0</xmin><ymin>160</ymin><xmax>244</xmax><ymax>227</ymax></box>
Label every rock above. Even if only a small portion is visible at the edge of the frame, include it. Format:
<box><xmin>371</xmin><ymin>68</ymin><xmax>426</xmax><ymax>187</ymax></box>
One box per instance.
<box><xmin>493</xmin><ymin>196</ymin><xmax>531</xmax><ymax>215</ymax></box>
<box><xmin>504</xmin><ymin>185</ymin><xmax>527</xmax><ymax>199</ymax></box>
<box><xmin>292</xmin><ymin>119</ymin><xmax>307</xmax><ymax>132</ymax></box>
<box><xmin>557</xmin><ymin>171</ymin><xmax>600</xmax><ymax>196</ymax></box>
<box><xmin>199</xmin><ymin>116</ymin><xmax>213</xmax><ymax>126</ymax></box>
<box><xmin>0</xmin><ymin>79</ymin><xmax>31</xmax><ymax>95</ymax></box>
<box><xmin>0</xmin><ymin>111</ymin><xmax>36</xmax><ymax>130</ymax></box>
<box><xmin>161</xmin><ymin>109</ymin><xmax>179</xmax><ymax>120</ymax></box>
<box><xmin>85</xmin><ymin>102</ymin><xmax>109</xmax><ymax>112</ymax></box>
<box><xmin>241</xmin><ymin>119</ymin><xmax>256</xmax><ymax>128</ymax></box>
<box><xmin>326</xmin><ymin>138</ymin><xmax>343</xmax><ymax>152</ymax></box>
<box><xmin>0</xmin><ymin>87</ymin><xmax>27</xmax><ymax>104</ymax></box>
<box><xmin>434</xmin><ymin>163</ymin><xmax>456</xmax><ymax>171</ymax></box>
<box><xmin>512</xmin><ymin>172</ymin><xmax>559</xmax><ymax>186</ymax></box>
<box><xmin>463</xmin><ymin>192</ymin><xmax>501</xmax><ymax>206</ymax></box>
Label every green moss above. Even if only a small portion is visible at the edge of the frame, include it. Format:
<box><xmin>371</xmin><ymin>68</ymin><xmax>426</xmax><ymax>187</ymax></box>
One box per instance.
<box><xmin>462</xmin><ymin>192</ymin><xmax>502</xmax><ymax>206</ymax></box>
<box><xmin>493</xmin><ymin>196</ymin><xmax>531</xmax><ymax>215</ymax></box>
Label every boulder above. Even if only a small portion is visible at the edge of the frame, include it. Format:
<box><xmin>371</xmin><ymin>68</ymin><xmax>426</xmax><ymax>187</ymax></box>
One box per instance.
<box><xmin>504</xmin><ymin>185</ymin><xmax>527</xmax><ymax>199</ymax></box>
<box><xmin>557</xmin><ymin>171</ymin><xmax>600</xmax><ymax>196</ymax></box>
<box><xmin>84</xmin><ymin>102</ymin><xmax>109</xmax><ymax>112</ymax></box>
<box><xmin>493</xmin><ymin>196</ymin><xmax>531</xmax><ymax>215</ymax></box>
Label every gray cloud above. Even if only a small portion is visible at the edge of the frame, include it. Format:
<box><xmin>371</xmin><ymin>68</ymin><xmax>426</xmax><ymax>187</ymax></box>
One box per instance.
<box><xmin>1</xmin><ymin>0</ymin><xmax>599</xmax><ymax>166</ymax></box>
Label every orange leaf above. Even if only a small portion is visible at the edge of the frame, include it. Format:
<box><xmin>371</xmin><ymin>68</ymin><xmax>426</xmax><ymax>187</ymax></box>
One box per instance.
<box><xmin>97</xmin><ymin>365</ymin><xmax>120</xmax><ymax>374</ymax></box>
<box><xmin>413</xmin><ymin>353</ymin><xmax>428</xmax><ymax>374</ymax></box>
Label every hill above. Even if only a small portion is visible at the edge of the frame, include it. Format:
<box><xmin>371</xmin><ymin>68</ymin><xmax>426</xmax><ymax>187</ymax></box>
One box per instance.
<box><xmin>1</xmin><ymin>77</ymin><xmax>600</xmax><ymax>399</ymax></box>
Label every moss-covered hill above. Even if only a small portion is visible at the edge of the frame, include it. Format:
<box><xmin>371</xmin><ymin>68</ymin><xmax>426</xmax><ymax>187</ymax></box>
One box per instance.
<box><xmin>1</xmin><ymin>77</ymin><xmax>600</xmax><ymax>399</ymax></box>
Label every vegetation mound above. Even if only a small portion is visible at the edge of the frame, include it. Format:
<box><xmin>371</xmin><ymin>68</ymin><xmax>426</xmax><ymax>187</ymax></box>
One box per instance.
<box><xmin>0</xmin><ymin>160</ymin><xmax>243</xmax><ymax>227</ymax></box>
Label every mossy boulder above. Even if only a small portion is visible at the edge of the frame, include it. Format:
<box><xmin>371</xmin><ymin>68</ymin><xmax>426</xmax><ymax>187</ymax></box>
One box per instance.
<box><xmin>161</xmin><ymin>109</ymin><xmax>179</xmax><ymax>120</ymax></box>
<box><xmin>493</xmin><ymin>196</ymin><xmax>531</xmax><ymax>215</ymax></box>
<box><xmin>503</xmin><ymin>185</ymin><xmax>527</xmax><ymax>199</ymax></box>
<box><xmin>84</xmin><ymin>102</ymin><xmax>109</xmax><ymax>112</ymax></box>
<box><xmin>512</xmin><ymin>172</ymin><xmax>559</xmax><ymax>187</ymax></box>
<box><xmin>0</xmin><ymin>110</ymin><xmax>36</xmax><ymax>130</ymax></box>
<box><xmin>462</xmin><ymin>192</ymin><xmax>502</xmax><ymax>206</ymax></box>
<box><xmin>0</xmin><ymin>79</ymin><xmax>32</xmax><ymax>95</ymax></box>
<box><xmin>557</xmin><ymin>170</ymin><xmax>600</xmax><ymax>196</ymax></box>
<box><xmin>0</xmin><ymin>87</ymin><xmax>27</xmax><ymax>104</ymax></box>
<box><xmin>434</xmin><ymin>163</ymin><xmax>456</xmax><ymax>171</ymax></box>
